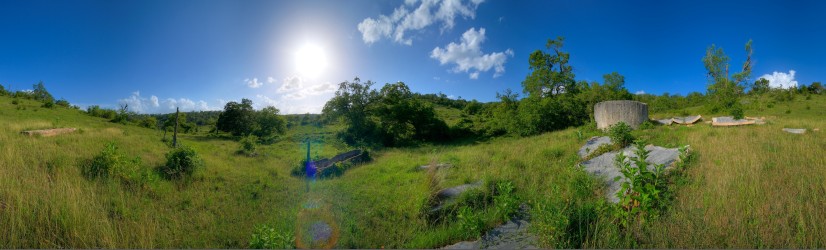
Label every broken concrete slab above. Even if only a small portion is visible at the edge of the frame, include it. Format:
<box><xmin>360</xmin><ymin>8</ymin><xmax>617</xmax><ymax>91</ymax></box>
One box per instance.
<box><xmin>418</xmin><ymin>163</ymin><xmax>453</xmax><ymax>171</ymax></box>
<box><xmin>580</xmin><ymin>144</ymin><xmax>684</xmax><ymax>203</ymax></box>
<box><xmin>20</xmin><ymin>128</ymin><xmax>77</xmax><ymax>137</ymax></box>
<box><xmin>712</xmin><ymin>116</ymin><xmax>760</xmax><ymax>126</ymax></box>
<box><xmin>673</xmin><ymin>115</ymin><xmax>703</xmax><ymax>124</ymax></box>
<box><xmin>782</xmin><ymin>128</ymin><xmax>806</xmax><ymax>134</ymax></box>
<box><xmin>577</xmin><ymin>136</ymin><xmax>612</xmax><ymax>159</ymax></box>
<box><xmin>443</xmin><ymin>204</ymin><xmax>537</xmax><ymax>249</ymax></box>
<box><xmin>656</xmin><ymin>119</ymin><xmax>674</xmax><ymax>125</ymax></box>
<box><xmin>430</xmin><ymin>181</ymin><xmax>484</xmax><ymax>214</ymax></box>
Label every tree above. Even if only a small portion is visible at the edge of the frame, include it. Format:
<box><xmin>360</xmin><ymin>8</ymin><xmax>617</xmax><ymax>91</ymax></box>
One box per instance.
<box><xmin>216</xmin><ymin>99</ymin><xmax>256</xmax><ymax>136</ymax></box>
<box><xmin>323</xmin><ymin>77</ymin><xmax>380</xmax><ymax>146</ymax></box>
<box><xmin>522</xmin><ymin>37</ymin><xmax>576</xmax><ymax>98</ymax></box>
<box><xmin>751</xmin><ymin>78</ymin><xmax>770</xmax><ymax>95</ymax></box>
<box><xmin>0</xmin><ymin>84</ymin><xmax>7</xmax><ymax>96</ymax></box>
<box><xmin>32</xmin><ymin>81</ymin><xmax>54</xmax><ymax>102</ymax></box>
<box><xmin>809</xmin><ymin>82</ymin><xmax>823</xmax><ymax>95</ymax></box>
<box><xmin>254</xmin><ymin>106</ymin><xmax>287</xmax><ymax>141</ymax></box>
<box><xmin>138</xmin><ymin>116</ymin><xmax>157</xmax><ymax>129</ymax></box>
<box><xmin>703</xmin><ymin>40</ymin><xmax>752</xmax><ymax>114</ymax></box>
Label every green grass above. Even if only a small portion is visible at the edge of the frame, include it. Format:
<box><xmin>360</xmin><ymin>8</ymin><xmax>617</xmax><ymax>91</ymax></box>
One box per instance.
<box><xmin>1</xmin><ymin>94</ymin><xmax>825</xmax><ymax>248</ymax></box>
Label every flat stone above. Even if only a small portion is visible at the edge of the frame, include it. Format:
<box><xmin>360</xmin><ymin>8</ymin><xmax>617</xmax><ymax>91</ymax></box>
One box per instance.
<box><xmin>577</xmin><ymin>136</ymin><xmax>612</xmax><ymax>159</ymax></box>
<box><xmin>782</xmin><ymin>128</ymin><xmax>806</xmax><ymax>134</ymax></box>
<box><xmin>444</xmin><ymin>241</ymin><xmax>480</xmax><ymax>249</ymax></box>
<box><xmin>580</xmin><ymin>144</ymin><xmax>684</xmax><ymax>203</ymax></box>
<box><xmin>443</xmin><ymin>204</ymin><xmax>537</xmax><ymax>249</ymax></box>
<box><xmin>430</xmin><ymin>181</ymin><xmax>484</xmax><ymax>214</ymax></box>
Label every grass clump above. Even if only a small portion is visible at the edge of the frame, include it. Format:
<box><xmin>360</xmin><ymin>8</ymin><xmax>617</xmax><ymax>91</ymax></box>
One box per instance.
<box><xmin>160</xmin><ymin>146</ymin><xmax>204</xmax><ymax>180</ymax></box>
<box><xmin>456</xmin><ymin>206</ymin><xmax>484</xmax><ymax>239</ymax></box>
<box><xmin>249</xmin><ymin>224</ymin><xmax>294</xmax><ymax>249</ymax></box>
<box><xmin>493</xmin><ymin>180</ymin><xmax>518</xmax><ymax>221</ymax></box>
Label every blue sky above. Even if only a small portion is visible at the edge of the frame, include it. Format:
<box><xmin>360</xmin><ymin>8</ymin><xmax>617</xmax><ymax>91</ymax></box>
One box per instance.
<box><xmin>1</xmin><ymin>0</ymin><xmax>824</xmax><ymax>114</ymax></box>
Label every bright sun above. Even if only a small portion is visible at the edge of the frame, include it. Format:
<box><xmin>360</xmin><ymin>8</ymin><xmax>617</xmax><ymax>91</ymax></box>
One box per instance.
<box><xmin>295</xmin><ymin>44</ymin><xmax>328</xmax><ymax>77</ymax></box>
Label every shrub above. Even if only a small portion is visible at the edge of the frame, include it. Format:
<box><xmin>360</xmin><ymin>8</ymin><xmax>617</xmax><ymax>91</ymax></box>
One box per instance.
<box><xmin>249</xmin><ymin>224</ymin><xmax>294</xmax><ymax>249</ymax></box>
<box><xmin>55</xmin><ymin>99</ymin><xmax>70</xmax><ymax>107</ymax></box>
<box><xmin>730</xmin><ymin>106</ymin><xmax>744</xmax><ymax>119</ymax></box>
<box><xmin>240</xmin><ymin>135</ymin><xmax>258</xmax><ymax>156</ymax></box>
<box><xmin>11</xmin><ymin>99</ymin><xmax>19</xmax><ymax>105</ymax></box>
<box><xmin>42</xmin><ymin>99</ymin><xmax>55</xmax><ymax>108</ymax></box>
<box><xmin>83</xmin><ymin>143</ymin><xmax>148</xmax><ymax>186</ymax></box>
<box><xmin>638</xmin><ymin>120</ymin><xmax>655</xmax><ymax>130</ymax></box>
<box><xmin>161</xmin><ymin>146</ymin><xmax>204</xmax><ymax>179</ymax></box>
<box><xmin>608</xmin><ymin>122</ymin><xmax>634</xmax><ymax>148</ymax></box>
<box><xmin>456</xmin><ymin>206</ymin><xmax>484</xmax><ymax>239</ymax></box>
<box><xmin>493</xmin><ymin>180</ymin><xmax>519</xmax><ymax>221</ymax></box>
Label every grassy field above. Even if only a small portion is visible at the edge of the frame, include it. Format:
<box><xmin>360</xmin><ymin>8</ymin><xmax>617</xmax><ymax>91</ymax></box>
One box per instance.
<box><xmin>1</xmin><ymin>94</ymin><xmax>824</xmax><ymax>248</ymax></box>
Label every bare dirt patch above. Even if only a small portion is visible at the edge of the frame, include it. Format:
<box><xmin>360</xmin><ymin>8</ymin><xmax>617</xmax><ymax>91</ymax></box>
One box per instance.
<box><xmin>20</xmin><ymin>128</ymin><xmax>77</xmax><ymax>137</ymax></box>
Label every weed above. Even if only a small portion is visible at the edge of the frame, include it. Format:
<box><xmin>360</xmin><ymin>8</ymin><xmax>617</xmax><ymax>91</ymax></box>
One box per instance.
<box><xmin>608</xmin><ymin>122</ymin><xmax>634</xmax><ymax>148</ymax></box>
<box><xmin>249</xmin><ymin>224</ymin><xmax>294</xmax><ymax>249</ymax></box>
<box><xmin>239</xmin><ymin>135</ymin><xmax>258</xmax><ymax>156</ymax></box>
<box><xmin>456</xmin><ymin>206</ymin><xmax>484</xmax><ymax>239</ymax></box>
<box><xmin>493</xmin><ymin>180</ymin><xmax>519</xmax><ymax>221</ymax></box>
<box><xmin>612</xmin><ymin>140</ymin><xmax>668</xmax><ymax>229</ymax></box>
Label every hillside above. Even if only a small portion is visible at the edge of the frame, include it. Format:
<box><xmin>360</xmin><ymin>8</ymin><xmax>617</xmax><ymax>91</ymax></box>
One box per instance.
<box><xmin>1</xmin><ymin>94</ymin><xmax>825</xmax><ymax>248</ymax></box>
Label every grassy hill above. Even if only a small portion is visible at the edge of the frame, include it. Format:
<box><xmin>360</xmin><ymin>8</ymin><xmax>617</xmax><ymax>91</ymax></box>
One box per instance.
<box><xmin>1</xmin><ymin>94</ymin><xmax>824</xmax><ymax>248</ymax></box>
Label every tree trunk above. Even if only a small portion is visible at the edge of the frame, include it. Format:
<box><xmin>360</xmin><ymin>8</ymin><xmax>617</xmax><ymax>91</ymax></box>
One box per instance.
<box><xmin>173</xmin><ymin>107</ymin><xmax>179</xmax><ymax>148</ymax></box>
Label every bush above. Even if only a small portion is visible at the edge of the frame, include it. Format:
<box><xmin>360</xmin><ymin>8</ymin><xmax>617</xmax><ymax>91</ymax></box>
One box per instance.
<box><xmin>730</xmin><ymin>106</ymin><xmax>744</xmax><ymax>119</ymax></box>
<box><xmin>42</xmin><ymin>99</ymin><xmax>55</xmax><ymax>108</ymax></box>
<box><xmin>11</xmin><ymin>99</ymin><xmax>18</xmax><ymax>105</ymax></box>
<box><xmin>161</xmin><ymin>146</ymin><xmax>204</xmax><ymax>179</ymax></box>
<box><xmin>83</xmin><ymin>143</ymin><xmax>150</xmax><ymax>187</ymax></box>
<box><xmin>608</xmin><ymin>122</ymin><xmax>634</xmax><ymax>148</ymax></box>
<box><xmin>493</xmin><ymin>180</ymin><xmax>519</xmax><ymax>221</ymax></box>
<box><xmin>239</xmin><ymin>135</ymin><xmax>258</xmax><ymax>156</ymax></box>
<box><xmin>456</xmin><ymin>206</ymin><xmax>484</xmax><ymax>239</ymax></box>
<box><xmin>55</xmin><ymin>99</ymin><xmax>70</xmax><ymax>107</ymax></box>
<box><xmin>249</xmin><ymin>224</ymin><xmax>294</xmax><ymax>249</ymax></box>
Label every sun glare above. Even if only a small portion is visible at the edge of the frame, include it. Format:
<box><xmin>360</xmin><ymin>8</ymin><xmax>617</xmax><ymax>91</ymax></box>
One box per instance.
<box><xmin>295</xmin><ymin>44</ymin><xmax>328</xmax><ymax>78</ymax></box>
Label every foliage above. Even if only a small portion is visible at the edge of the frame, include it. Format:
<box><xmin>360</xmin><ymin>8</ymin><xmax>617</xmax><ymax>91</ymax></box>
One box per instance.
<box><xmin>608</xmin><ymin>122</ymin><xmax>634</xmax><ymax>148</ymax></box>
<box><xmin>161</xmin><ymin>146</ymin><xmax>204</xmax><ymax>179</ymax></box>
<box><xmin>751</xmin><ymin>78</ymin><xmax>771</xmax><ymax>95</ymax></box>
<box><xmin>32</xmin><ymin>81</ymin><xmax>54</xmax><ymax>102</ymax></box>
<box><xmin>55</xmin><ymin>99</ymin><xmax>71</xmax><ymax>107</ymax></box>
<box><xmin>730</xmin><ymin>105</ymin><xmax>744</xmax><ymax>119</ymax></box>
<box><xmin>216</xmin><ymin>98</ymin><xmax>256</xmax><ymax>136</ymax></box>
<box><xmin>239</xmin><ymin>135</ymin><xmax>258</xmax><ymax>156</ymax></box>
<box><xmin>137</xmin><ymin>116</ymin><xmax>157</xmax><ymax>129</ymax></box>
<box><xmin>0</xmin><ymin>83</ymin><xmax>7</xmax><ymax>96</ymax></box>
<box><xmin>253</xmin><ymin>106</ymin><xmax>287</xmax><ymax>142</ymax></box>
<box><xmin>456</xmin><ymin>206</ymin><xmax>484</xmax><ymax>239</ymax></box>
<box><xmin>249</xmin><ymin>224</ymin><xmax>294</xmax><ymax>249</ymax></box>
<box><xmin>493</xmin><ymin>180</ymin><xmax>519</xmax><ymax>221</ymax></box>
<box><xmin>87</xmin><ymin>105</ymin><xmax>118</xmax><ymax>119</ymax></box>
<box><xmin>323</xmin><ymin>78</ymin><xmax>449</xmax><ymax>147</ymax></box>
<box><xmin>41</xmin><ymin>99</ymin><xmax>55</xmax><ymax>108</ymax></box>
<box><xmin>83</xmin><ymin>142</ymin><xmax>139</xmax><ymax>179</ymax></box>
<box><xmin>703</xmin><ymin>40</ymin><xmax>751</xmax><ymax>113</ymax></box>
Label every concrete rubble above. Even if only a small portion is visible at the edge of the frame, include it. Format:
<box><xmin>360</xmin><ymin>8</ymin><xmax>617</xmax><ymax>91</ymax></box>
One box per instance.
<box><xmin>655</xmin><ymin>115</ymin><xmax>703</xmax><ymax>125</ymax></box>
<box><xmin>782</xmin><ymin>128</ymin><xmax>806</xmax><ymax>134</ymax></box>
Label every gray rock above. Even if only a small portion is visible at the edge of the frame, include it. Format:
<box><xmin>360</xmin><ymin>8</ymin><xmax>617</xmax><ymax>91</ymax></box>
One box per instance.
<box><xmin>580</xmin><ymin>144</ymin><xmax>684</xmax><ymax>203</ymax></box>
<box><xmin>782</xmin><ymin>128</ymin><xmax>806</xmax><ymax>134</ymax></box>
<box><xmin>430</xmin><ymin>181</ymin><xmax>484</xmax><ymax>214</ymax></box>
<box><xmin>577</xmin><ymin>136</ymin><xmax>612</xmax><ymax>159</ymax></box>
<box><xmin>442</xmin><ymin>204</ymin><xmax>537</xmax><ymax>249</ymax></box>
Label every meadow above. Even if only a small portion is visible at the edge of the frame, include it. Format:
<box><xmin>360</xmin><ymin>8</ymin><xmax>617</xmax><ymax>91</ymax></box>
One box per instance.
<box><xmin>0</xmin><ymin>94</ymin><xmax>824</xmax><ymax>248</ymax></box>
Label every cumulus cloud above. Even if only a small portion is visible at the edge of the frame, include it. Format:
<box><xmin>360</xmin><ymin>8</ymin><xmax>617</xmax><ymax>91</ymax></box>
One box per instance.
<box><xmin>118</xmin><ymin>91</ymin><xmax>218</xmax><ymax>114</ymax></box>
<box><xmin>635</xmin><ymin>90</ymin><xmax>646</xmax><ymax>95</ymax></box>
<box><xmin>246</xmin><ymin>78</ymin><xmax>263</xmax><ymax>88</ymax></box>
<box><xmin>759</xmin><ymin>70</ymin><xmax>799</xmax><ymax>89</ymax></box>
<box><xmin>267</xmin><ymin>76</ymin><xmax>276</xmax><ymax>83</ymax></box>
<box><xmin>278</xmin><ymin>76</ymin><xmax>304</xmax><ymax>93</ymax></box>
<box><xmin>357</xmin><ymin>0</ymin><xmax>484</xmax><ymax>45</ymax></box>
<box><xmin>430</xmin><ymin>27</ymin><xmax>513</xmax><ymax>79</ymax></box>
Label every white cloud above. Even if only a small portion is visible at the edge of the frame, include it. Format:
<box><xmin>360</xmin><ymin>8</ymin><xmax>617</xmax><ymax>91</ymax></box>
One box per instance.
<box><xmin>267</xmin><ymin>76</ymin><xmax>276</xmax><ymax>83</ymax></box>
<box><xmin>635</xmin><ymin>90</ymin><xmax>646</xmax><ymax>95</ymax></box>
<box><xmin>430</xmin><ymin>27</ymin><xmax>513</xmax><ymax>79</ymax></box>
<box><xmin>357</xmin><ymin>0</ymin><xmax>484</xmax><ymax>45</ymax></box>
<box><xmin>759</xmin><ymin>70</ymin><xmax>799</xmax><ymax>89</ymax></box>
<box><xmin>118</xmin><ymin>91</ymin><xmax>219</xmax><ymax>114</ymax></box>
<box><xmin>150</xmin><ymin>95</ymin><xmax>159</xmax><ymax>107</ymax></box>
<box><xmin>246</xmin><ymin>78</ymin><xmax>263</xmax><ymax>88</ymax></box>
<box><xmin>278</xmin><ymin>75</ymin><xmax>304</xmax><ymax>93</ymax></box>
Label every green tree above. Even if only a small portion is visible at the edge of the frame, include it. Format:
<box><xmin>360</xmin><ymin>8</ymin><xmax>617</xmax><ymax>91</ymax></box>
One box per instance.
<box><xmin>703</xmin><ymin>40</ymin><xmax>752</xmax><ymax>114</ymax></box>
<box><xmin>751</xmin><ymin>78</ymin><xmax>770</xmax><ymax>95</ymax></box>
<box><xmin>216</xmin><ymin>99</ymin><xmax>256</xmax><ymax>136</ymax></box>
<box><xmin>254</xmin><ymin>106</ymin><xmax>287</xmax><ymax>140</ymax></box>
<box><xmin>138</xmin><ymin>116</ymin><xmax>158</xmax><ymax>129</ymax></box>
<box><xmin>809</xmin><ymin>82</ymin><xmax>823</xmax><ymax>94</ymax></box>
<box><xmin>522</xmin><ymin>37</ymin><xmax>576</xmax><ymax>98</ymax></box>
<box><xmin>32</xmin><ymin>81</ymin><xmax>54</xmax><ymax>102</ymax></box>
<box><xmin>323</xmin><ymin>77</ymin><xmax>380</xmax><ymax>146</ymax></box>
<box><xmin>0</xmin><ymin>84</ymin><xmax>7</xmax><ymax>96</ymax></box>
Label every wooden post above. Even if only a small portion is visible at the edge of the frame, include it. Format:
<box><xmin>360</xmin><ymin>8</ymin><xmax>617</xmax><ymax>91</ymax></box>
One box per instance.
<box><xmin>173</xmin><ymin>107</ymin><xmax>179</xmax><ymax>148</ymax></box>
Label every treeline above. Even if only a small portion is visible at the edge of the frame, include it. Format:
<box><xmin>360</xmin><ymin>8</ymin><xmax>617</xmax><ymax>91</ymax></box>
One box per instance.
<box><xmin>323</xmin><ymin>37</ymin><xmax>825</xmax><ymax>148</ymax></box>
<box><xmin>1</xmin><ymin>81</ymin><xmax>76</xmax><ymax>109</ymax></box>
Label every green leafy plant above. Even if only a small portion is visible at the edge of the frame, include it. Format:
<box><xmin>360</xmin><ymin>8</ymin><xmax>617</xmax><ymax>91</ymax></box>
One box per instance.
<box><xmin>608</xmin><ymin>122</ymin><xmax>634</xmax><ymax>148</ymax></box>
<box><xmin>240</xmin><ymin>135</ymin><xmax>258</xmax><ymax>156</ymax></box>
<box><xmin>161</xmin><ymin>146</ymin><xmax>204</xmax><ymax>180</ymax></box>
<box><xmin>612</xmin><ymin>140</ymin><xmax>671</xmax><ymax>229</ymax></box>
<box><xmin>493</xmin><ymin>180</ymin><xmax>519</xmax><ymax>221</ymax></box>
<box><xmin>457</xmin><ymin>206</ymin><xmax>484</xmax><ymax>239</ymax></box>
<box><xmin>730</xmin><ymin>105</ymin><xmax>744</xmax><ymax>119</ymax></box>
<box><xmin>249</xmin><ymin>224</ymin><xmax>294</xmax><ymax>249</ymax></box>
